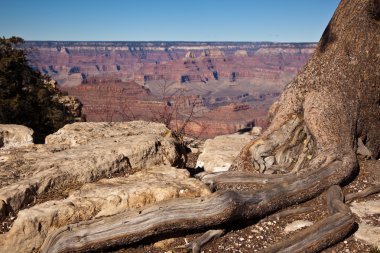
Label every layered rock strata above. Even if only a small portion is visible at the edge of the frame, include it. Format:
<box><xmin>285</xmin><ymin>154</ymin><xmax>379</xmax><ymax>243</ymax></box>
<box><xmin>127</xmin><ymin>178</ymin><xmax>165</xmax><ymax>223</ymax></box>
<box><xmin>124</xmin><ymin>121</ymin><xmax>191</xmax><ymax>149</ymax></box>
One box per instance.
<box><xmin>0</xmin><ymin>166</ymin><xmax>210</xmax><ymax>253</ymax></box>
<box><xmin>0</xmin><ymin>121</ymin><xmax>184</xmax><ymax>220</ymax></box>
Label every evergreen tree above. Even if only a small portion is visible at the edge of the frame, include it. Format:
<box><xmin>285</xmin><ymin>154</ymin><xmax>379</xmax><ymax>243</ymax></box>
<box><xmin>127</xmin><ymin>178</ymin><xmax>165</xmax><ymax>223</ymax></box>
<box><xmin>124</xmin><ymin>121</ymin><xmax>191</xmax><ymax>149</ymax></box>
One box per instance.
<box><xmin>0</xmin><ymin>36</ymin><xmax>77</xmax><ymax>142</ymax></box>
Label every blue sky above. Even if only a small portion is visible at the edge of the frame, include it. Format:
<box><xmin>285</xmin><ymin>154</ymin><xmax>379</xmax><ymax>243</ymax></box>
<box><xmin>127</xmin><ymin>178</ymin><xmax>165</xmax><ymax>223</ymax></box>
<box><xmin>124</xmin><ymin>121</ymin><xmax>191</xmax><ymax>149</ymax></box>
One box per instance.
<box><xmin>0</xmin><ymin>0</ymin><xmax>340</xmax><ymax>42</ymax></box>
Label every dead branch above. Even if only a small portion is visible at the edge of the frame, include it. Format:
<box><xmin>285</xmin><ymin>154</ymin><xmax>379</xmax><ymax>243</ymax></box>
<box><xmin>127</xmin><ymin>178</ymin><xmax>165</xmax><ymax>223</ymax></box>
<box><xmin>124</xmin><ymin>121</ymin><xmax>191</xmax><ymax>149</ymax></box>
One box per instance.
<box><xmin>345</xmin><ymin>183</ymin><xmax>380</xmax><ymax>203</ymax></box>
<box><xmin>178</xmin><ymin>229</ymin><xmax>225</xmax><ymax>253</ymax></box>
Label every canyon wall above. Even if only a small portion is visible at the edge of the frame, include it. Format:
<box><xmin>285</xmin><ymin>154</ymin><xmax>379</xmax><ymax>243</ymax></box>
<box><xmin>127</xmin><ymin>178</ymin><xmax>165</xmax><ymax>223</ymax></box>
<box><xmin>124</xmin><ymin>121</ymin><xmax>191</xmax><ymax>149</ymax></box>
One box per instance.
<box><xmin>25</xmin><ymin>41</ymin><xmax>316</xmax><ymax>138</ymax></box>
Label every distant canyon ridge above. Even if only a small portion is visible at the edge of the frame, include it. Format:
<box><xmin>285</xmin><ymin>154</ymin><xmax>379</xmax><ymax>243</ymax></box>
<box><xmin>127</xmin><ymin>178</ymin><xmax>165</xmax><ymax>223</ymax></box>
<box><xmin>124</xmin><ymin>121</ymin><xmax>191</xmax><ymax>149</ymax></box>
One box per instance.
<box><xmin>25</xmin><ymin>41</ymin><xmax>316</xmax><ymax>138</ymax></box>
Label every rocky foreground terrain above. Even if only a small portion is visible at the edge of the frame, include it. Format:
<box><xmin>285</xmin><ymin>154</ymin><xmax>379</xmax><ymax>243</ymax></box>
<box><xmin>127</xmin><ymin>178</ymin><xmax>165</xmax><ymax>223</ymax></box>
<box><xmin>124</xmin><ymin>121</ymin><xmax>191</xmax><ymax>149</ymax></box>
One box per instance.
<box><xmin>23</xmin><ymin>41</ymin><xmax>315</xmax><ymax>138</ymax></box>
<box><xmin>0</xmin><ymin>123</ymin><xmax>378</xmax><ymax>253</ymax></box>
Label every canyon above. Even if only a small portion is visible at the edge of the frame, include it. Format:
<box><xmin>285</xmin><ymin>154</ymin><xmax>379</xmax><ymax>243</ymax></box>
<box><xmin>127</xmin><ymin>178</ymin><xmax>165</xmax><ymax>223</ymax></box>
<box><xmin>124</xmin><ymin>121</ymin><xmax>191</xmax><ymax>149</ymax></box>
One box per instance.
<box><xmin>25</xmin><ymin>41</ymin><xmax>316</xmax><ymax>137</ymax></box>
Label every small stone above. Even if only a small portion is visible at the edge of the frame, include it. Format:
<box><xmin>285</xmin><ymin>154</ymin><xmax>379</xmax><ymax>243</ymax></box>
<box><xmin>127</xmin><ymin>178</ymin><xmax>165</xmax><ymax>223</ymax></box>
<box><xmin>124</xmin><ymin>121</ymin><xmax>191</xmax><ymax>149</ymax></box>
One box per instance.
<box><xmin>284</xmin><ymin>220</ymin><xmax>313</xmax><ymax>233</ymax></box>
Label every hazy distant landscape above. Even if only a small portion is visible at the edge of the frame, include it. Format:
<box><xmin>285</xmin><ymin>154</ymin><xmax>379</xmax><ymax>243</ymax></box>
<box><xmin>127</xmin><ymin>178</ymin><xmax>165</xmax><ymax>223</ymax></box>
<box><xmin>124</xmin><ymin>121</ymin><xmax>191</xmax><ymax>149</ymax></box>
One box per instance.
<box><xmin>25</xmin><ymin>41</ymin><xmax>316</xmax><ymax>137</ymax></box>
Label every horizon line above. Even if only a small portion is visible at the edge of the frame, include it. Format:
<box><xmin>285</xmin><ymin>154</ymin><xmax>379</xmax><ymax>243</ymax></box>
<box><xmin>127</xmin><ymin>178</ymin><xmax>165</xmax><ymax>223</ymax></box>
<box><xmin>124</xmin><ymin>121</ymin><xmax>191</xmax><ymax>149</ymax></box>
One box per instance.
<box><xmin>24</xmin><ymin>40</ymin><xmax>318</xmax><ymax>44</ymax></box>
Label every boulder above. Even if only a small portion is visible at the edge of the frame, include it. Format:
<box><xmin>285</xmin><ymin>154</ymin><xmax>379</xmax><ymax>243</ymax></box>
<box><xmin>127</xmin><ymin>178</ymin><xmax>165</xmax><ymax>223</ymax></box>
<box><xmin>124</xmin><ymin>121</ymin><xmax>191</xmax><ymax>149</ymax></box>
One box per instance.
<box><xmin>0</xmin><ymin>121</ymin><xmax>184</xmax><ymax>219</ymax></box>
<box><xmin>196</xmin><ymin>133</ymin><xmax>254</xmax><ymax>172</ymax></box>
<box><xmin>0</xmin><ymin>125</ymin><xmax>33</xmax><ymax>149</ymax></box>
<box><xmin>0</xmin><ymin>166</ymin><xmax>210</xmax><ymax>253</ymax></box>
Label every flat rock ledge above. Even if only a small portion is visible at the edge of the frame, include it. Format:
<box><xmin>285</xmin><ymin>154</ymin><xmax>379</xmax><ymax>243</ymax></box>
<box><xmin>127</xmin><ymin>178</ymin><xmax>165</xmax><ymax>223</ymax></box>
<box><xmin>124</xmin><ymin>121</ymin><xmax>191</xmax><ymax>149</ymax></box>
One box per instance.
<box><xmin>0</xmin><ymin>166</ymin><xmax>210</xmax><ymax>253</ymax></box>
<box><xmin>0</xmin><ymin>121</ymin><xmax>185</xmax><ymax>220</ymax></box>
<box><xmin>196</xmin><ymin>132</ymin><xmax>255</xmax><ymax>172</ymax></box>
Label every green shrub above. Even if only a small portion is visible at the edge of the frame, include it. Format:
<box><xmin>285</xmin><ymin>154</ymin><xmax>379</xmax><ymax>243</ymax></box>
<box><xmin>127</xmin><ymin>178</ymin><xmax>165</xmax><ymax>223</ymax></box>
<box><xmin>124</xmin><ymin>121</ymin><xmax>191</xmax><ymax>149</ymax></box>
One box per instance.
<box><xmin>0</xmin><ymin>36</ymin><xmax>76</xmax><ymax>142</ymax></box>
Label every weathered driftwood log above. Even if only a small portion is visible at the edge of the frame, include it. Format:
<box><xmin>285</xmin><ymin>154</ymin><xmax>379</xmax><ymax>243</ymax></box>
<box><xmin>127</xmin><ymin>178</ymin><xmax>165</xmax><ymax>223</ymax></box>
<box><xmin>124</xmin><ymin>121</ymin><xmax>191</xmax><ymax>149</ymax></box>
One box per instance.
<box><xmin>40</xmin><ymin>0</ymin><xmax>379</xmax><ymax>252</ymax></box>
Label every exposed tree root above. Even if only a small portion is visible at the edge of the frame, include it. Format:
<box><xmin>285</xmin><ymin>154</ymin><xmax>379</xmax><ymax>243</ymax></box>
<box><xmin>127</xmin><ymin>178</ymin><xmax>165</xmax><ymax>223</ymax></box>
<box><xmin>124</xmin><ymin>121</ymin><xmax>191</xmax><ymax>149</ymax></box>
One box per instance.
<box><xmin>178</xmin><ymin>229</ymin><xmax>225</xmax><ymax>253</ymax></box>
<box><xmin>263</xmin><ymin>185</ymin><xmax>355</xmax><ymax>253</ymax></box>
<box><xmin>40</xmin><ymin>159</ymin><xmax>356</xmax><ymax>253</ymax></box>
<box><xmin>345</xmin><ymin>184</ymin><xmax>380</xmax><ymax>203</ymax></box>
<box><xmin>230</xmin><ymin>116</ymin><xmax>316</xmax><ymax>174</ymax></box>
<box><xmin>196</xmin><ymin>171</ymin><xmax>294</xmax><ymax>191</ymax></box>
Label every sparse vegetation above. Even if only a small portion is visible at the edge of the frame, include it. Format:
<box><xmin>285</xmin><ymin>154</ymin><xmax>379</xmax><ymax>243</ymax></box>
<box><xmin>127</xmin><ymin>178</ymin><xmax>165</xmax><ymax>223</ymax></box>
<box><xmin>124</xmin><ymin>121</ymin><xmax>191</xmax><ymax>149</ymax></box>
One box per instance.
<box><xmin>0</xmin><ymin>36</ymin><xmax>77</xmax><ymax>142</ymax></box>
<box><xmin>147</xmin><ymin>79</ymin><xmax>206</xmax><ymax>144</ymax></box>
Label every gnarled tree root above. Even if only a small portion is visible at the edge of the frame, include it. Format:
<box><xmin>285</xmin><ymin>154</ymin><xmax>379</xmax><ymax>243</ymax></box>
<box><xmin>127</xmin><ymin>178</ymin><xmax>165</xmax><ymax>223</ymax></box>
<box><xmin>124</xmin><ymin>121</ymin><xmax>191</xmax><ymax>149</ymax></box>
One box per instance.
<box><xmin>345</xmin><ymin>183</ymin><xmax>380</xmax><ymax>203</ymax></box>
<box><xmin>197</xmin><ymin>171</ymin><xmax>294</xmax><ymax>188</ymax></box>
<box><xmin>40</xmin><ymin>158</ymin><xmax>355</xmax><ymax>253</ymax></box>
<box><xmin>263</xmin><ymin>185</ymin><xmax>354</xmax><ymax>253</ymax></box>
<box><xmin>177</xmin><ymin>229</ymin><xmax>225</xmax><ymax>253</ymax></box>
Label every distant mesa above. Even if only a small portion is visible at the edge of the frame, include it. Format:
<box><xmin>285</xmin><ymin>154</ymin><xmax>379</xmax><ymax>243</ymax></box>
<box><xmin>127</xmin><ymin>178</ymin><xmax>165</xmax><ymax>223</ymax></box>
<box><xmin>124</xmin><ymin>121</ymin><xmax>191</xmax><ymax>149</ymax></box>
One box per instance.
<box><xmin>200</xmin><ymin>49</ymin><xmax>225</xmax><ymax>58</ymax></box>
<box><xmin>234</xmin><ymin>50</ymin><xmax>248</xmax><ymax>56</ymax></box>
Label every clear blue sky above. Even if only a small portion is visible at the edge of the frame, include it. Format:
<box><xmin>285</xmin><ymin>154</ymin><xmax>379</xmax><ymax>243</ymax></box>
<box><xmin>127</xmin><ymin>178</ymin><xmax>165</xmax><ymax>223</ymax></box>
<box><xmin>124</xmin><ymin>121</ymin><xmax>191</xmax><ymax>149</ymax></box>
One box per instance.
<box><xmin>0</xmin><ymin>0</ymin><xmax>340</xmax><ymax>42</ymax></box>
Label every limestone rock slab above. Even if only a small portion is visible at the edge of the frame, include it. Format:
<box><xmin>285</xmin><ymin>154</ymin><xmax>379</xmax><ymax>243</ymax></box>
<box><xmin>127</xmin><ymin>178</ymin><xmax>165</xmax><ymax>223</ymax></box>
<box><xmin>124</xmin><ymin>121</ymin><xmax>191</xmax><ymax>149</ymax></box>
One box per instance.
<box><xmin>196</xmin><ymin>133</ymin><xmax>254</xmax><ymax>172</ymax></box>
<box><xmin>45</xmin><ymin>121</ymin><xmax>170</xmax><ymax>147</ymax></box>
<box><xmin>0</xmin><ymin>121</ymin><xmax>183</xmax><ymax>219</ymax></box>
<box><xmin>0</xmin><ymin>125</ymin><xmax>33</xmax><ymax>149</ymax></box>
<box><xmin>0</xmin><ymin>166</ymin><xmax>210</xmax><ymax>253</ymax></box>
